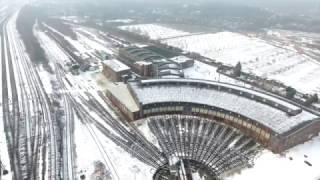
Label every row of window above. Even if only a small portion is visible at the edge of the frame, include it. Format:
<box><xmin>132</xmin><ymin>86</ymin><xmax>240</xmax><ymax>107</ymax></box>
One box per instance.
<box><xmin>143</xmin><ymin>105</ymin><xmax>271</xmax><ymax>141</ymax></box>
<box><xmin>192</xmin><ymin>107</ymin><xmax>271</xmax><ymax>140</ymax></box>
<box><xmin>143</xmin><ymin>106</ymin><xmax>184</xmax><ymax>115</ymax></box>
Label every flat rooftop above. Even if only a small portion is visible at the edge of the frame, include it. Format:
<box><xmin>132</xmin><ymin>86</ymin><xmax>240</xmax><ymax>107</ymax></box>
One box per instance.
<box><xmin>128</xmin><ymin>78</ymin><xmax>320</xmax><ymax>134</ymax></box>
<box><xmin>103</xmin><ymin>59</ymin><xmax>130</xmax><ymax>72</ymax></box>
<box><xmin>106</xmin><ymin>82</ymin><xmax>140</xmax><ymax>113</ymax></box>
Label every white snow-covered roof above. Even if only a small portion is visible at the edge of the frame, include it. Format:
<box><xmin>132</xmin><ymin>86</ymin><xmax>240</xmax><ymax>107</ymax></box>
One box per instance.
<box><xmin>129</xmin><ymin>78</ymin><xmax>319</xmax><ymax>134</ymax></box>
<box><xmin>103</xmin><ymin>59</ymin><xmax>130</xmax><ymax>72</ymax></box>
<box><xmin>135</xmin><ymin>61</ymin><xmax>153</xmax><ymax>66</ymax></box>
<box><xmin>170</xmin><ymin>56</ymin><xmax>192</xmax><ymax>63</ymax></box>
<box><xmin>106</xmin><ymin>82</ymin><xmax>140</xmax><ymax>112</ymax></box>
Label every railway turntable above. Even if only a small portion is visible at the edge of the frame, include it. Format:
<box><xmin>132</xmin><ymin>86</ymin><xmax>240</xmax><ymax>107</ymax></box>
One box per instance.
<box><xmin>104</xmin><ymin>78</ymin><xmax>320</xmax><ymax>180</ymax></box>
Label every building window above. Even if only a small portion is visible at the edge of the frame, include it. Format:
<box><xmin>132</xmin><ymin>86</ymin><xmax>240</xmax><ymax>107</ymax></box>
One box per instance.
<box><xmin>208</xmin><ymin>110</ymin><xmax>213</xmax><ymax>115</ymax></box>
<box><xmin>255</xmin><ymin>127</ymin><xmax>261</xmax><ymax>134</ymax></box>
<box><xmin>260</xmin><ymin>130</ymin><xmax>269</xmax><ymax>140</ymax></box>
<box><xmin>243</xmin><ymin>122</ymin><xmax>249</xmax><ymax>128</ymax></box>
<box><xmin>265</xmin><ymin>133</ymin><xmax>271</xmax><ymax>140</ymax></box>
<box><xmin>163</xmin><ymin>106</ymin><xmax>168</xmax><ymax>112</ymax></box>
<box><xmin>230</xmin><ymin>115</ymin><xmax>235</xmax><ymax>122</ymax></box>
<box><xmin>152</xmin><ymin>108</ymin><xmax>157</xmax><ymax>113</ymax></box>
<box><xmin>251</xmin><ymin>125</ymin><xmax>257</xmax><ymax>132</ymax></box>
<box><xmin>164</xmin><ymin>106</ymin><xmax>169</xmax><ymax>112</ymax></box>
<box><xmin>167</xmin><ymin>106</ymin><xmax>171</xmax><ymax>112</ymax></box>
<box><xmin>233</xmin><ymin>118</ymin><xmax>239</xmax><ymax>124</ymax></box>
<box><xmin>169</xmin><ymin>106</ymin><xmax>174</xmax><ymax>111</ymax></box>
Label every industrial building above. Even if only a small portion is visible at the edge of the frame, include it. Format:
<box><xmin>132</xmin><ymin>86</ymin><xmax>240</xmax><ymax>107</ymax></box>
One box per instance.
<box><xmin>170</xmin><ymin>56</ymin><xmax>194</xmax><ymax>69</ymax></box>
<box><xmin>118</xmin><ymin>46</ymin><xmax>185</xmax><ymax>78</ymax></box>
<box><xmin>102</xmin><ymin>59</ymin><xmax>131</xmax><ymax>81</ymax></box>
<box><xmin>106</xmin><ymin>78</ymin><xmax>320</xmax><ymax>153</ymax></box>
<box><xmin>105</xmin><ymin>82</ymin><xmax>140</xmax><ymax>120</ymax></box>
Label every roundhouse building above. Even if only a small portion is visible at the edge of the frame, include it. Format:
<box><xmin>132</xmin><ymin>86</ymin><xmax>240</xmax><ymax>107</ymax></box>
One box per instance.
<box><xmin>119</xmin><ymin>46</ymin><xmax>184</xmax><ymax>78</ymax></box>
<box><xmin>108</xmin><ymin>78</ymin><xmax>320</xmax><ymax>153</ymax></box>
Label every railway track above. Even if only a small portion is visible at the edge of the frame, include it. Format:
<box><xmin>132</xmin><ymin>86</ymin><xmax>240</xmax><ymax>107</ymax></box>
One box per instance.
<box><xmin>55</xmin><ymin>61</ymin><xmax>162</xmax><ymax>178</ymax></box>
<box><xmin>1</xmin><ymin>10</ymin><xmax>61</xmax><ymax>180</ymax></box>
<box><xmin>1</xmin><ymin>15</ymin><xmax>24</xmax><ymax>180</ymax></box>
<box><xmin>55</xmin><ymin>65</ymin><xmax>119</xmax><ymax>180</ymax></box>
<box><xmin>37</xmin><ymin>23</ymin><xmax>171</xmax><ymax>179</ymax></box>
<box><xmin>0</xmin><ymin>15</ymin><xmax>14</xmax><ymax>180</ymax></box>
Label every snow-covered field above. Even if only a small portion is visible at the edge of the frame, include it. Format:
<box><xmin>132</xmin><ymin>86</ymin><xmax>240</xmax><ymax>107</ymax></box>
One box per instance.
<box><xmin>117</xmin><ymin>24</ymin><xmax>320</xmax><ymax>95</ymax></box>
<box><xmin>226</xmin><ymin>135</ymin><xmax>320</xmax><ymax>180</ymax></box>
<box><xmin>119</xmin><ymin>24</ymin><xmax>190</xmax><ymax>40</ymax></box>
<box><xmin>184</xmin><ymin>60</ymin><xmax>251</xmax><ymax>88</ymax></box>
<box><xmin>163</xmin><ymin>32</ymin><xmax>320</xmax><ymax>95</ymax></box>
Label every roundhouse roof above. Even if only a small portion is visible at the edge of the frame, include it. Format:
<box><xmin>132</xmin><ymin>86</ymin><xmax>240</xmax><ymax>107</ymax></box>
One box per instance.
<box><xmin>128</xmin><ymin>78</ymin><xmax>320</xmax><ymax>134</ymax></box>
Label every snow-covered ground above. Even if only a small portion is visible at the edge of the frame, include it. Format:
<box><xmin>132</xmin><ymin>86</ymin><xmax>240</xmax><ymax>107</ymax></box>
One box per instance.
<box><xmin>106</xmin><ymin>19</ymin><xmax>134</xmax><ymax>24</ymax></box>
<box><xmin>119</xmin><ymin>24</ymin><xmax>190</xmax><ymax>40</ymax></box>
<box><xmin>37</xmin><ymin>24</ymin><xmax>155</xmax><ymax>180</ymax></box>
<box><xmin>226</xmin><ymin>135</ymin><xmax>320</xmax><ymax>180</ymax></box>
<box><xmin>163</xmin><ymin>32</ymin><xmax>320</xmax><ymax>95</ymax></box>
<box><xmin>0</xmin><ymin>109</ymin><xmax>11</xmax><ymax>180</ymax></box>
<box><xmin>116</xmin><ymin>23</ymin><xmax>320</xmax><ymax>96</ymax></box>
<box><xmin>59</xmin><ymin>16</ymin><xmax>86</xmax><ymax>24</ymax></box>
<box><xmin>73</xmin><ymin>27</ymin><xmax>115</xmax><ymax>55</ymax></box>
<box><xmin>37</xmin><ymin>65</ymin><xmax>55</xmax><ymax>94</ymax></box>
<box><xmin>136</xmin><ymin>118</ymin><xmax>320</xmax><ymax>180</ymax></box>
<box><xmin>68</xmin><ymin>71</ymin><xmax>154</xmax><ymax>180</ymax></box>
<box><xmin>0</xmin><ymin>36</ymin><xmax>12</xmax><ymax>179</ymax></box>
<box><xmin>36</xmin><ymin>28</ymin><xmax>71</xmax><ymax>65</ymax></box>
<box><xmin>43</xmin><ymin>23</ymin><xmax>114</xmax><ymax>61</ymax></box>
<box><xmin>74</xmin><ymin>115</ymin><xmax>154</xmax><ymax>180</ymax></box>
<box><xmin>184</xmin><ymin>60</ymin><xmax>251</xmax><ymax>88</ymax></box>
<box><xmin>134</xmin><ymin>119</ymin><xmax>160</xmax><ymax>149</ymax></box>
<box><xmin>36</xmin><ymin>20</ymin><xmax>320</xmax><ymax>180</ymax></box>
